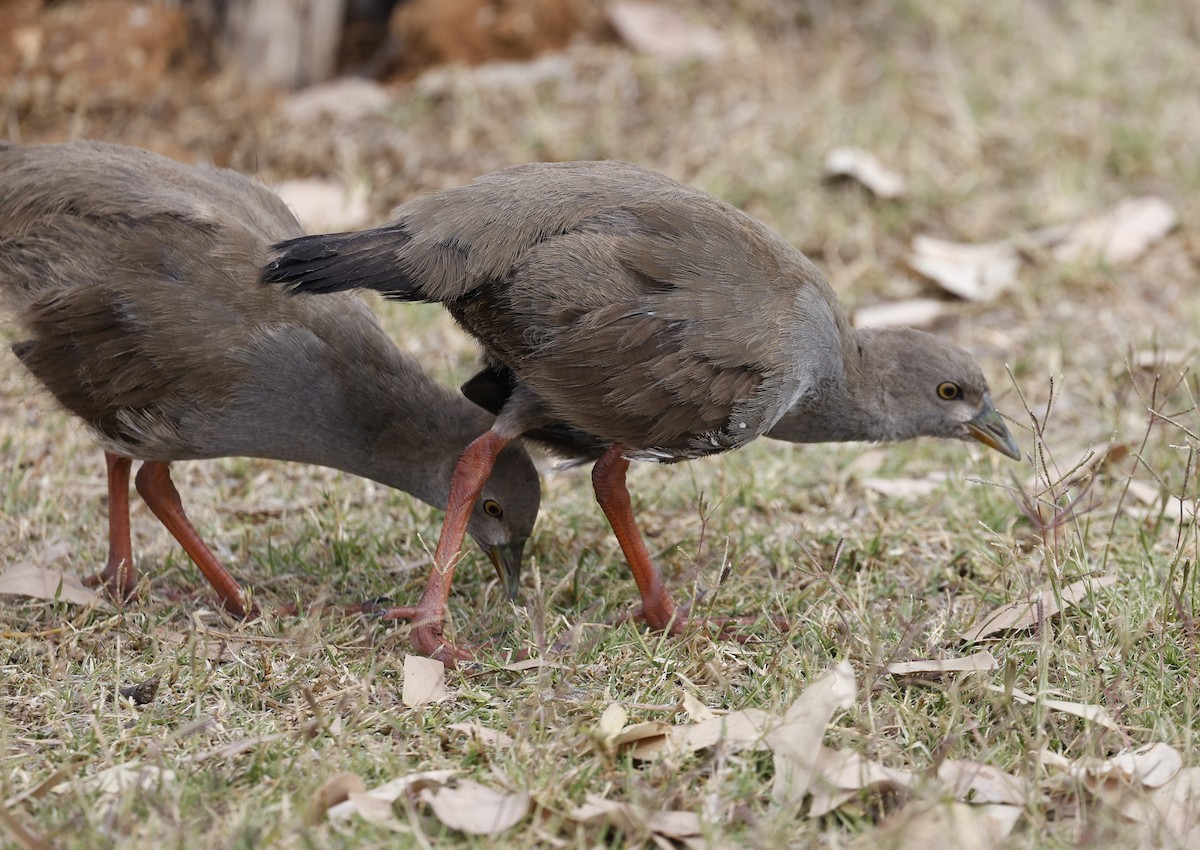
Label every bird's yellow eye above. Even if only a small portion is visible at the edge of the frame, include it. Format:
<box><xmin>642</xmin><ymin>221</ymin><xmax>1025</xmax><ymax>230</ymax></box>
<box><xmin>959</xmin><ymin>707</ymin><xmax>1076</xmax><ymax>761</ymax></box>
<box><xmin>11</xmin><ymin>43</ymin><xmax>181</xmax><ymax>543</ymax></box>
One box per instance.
<box><xmin>482</xmin><ymin>499</ymin><xmax>503</xmax><ymax>518</ymax></box>
<box><xmin>937</xmin><ymin>381</ymin><xmax>962</xmax><ymax>400</ymax></box>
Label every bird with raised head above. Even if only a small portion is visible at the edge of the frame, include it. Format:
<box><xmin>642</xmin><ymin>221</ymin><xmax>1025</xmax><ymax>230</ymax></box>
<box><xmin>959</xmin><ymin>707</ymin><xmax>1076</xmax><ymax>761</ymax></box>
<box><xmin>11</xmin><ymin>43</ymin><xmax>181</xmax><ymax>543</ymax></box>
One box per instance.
<box><xmin>0</xmin><ymin>140</ymin><xmax>541</xmax><ymax>617</ymax></box>
<box><xmin>262</xmin><ymin>160</ymin><xmax>1018</xmax><ymax>665</ymax></box>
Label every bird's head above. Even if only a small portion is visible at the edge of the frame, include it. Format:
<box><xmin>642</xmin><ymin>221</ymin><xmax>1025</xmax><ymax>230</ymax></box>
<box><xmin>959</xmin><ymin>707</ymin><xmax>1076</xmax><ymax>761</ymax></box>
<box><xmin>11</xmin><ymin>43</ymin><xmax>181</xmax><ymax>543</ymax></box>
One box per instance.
<box><xmin>465</xmin><ymin>442</ymin><xmax>542</xmax><ymax>600</ymax></box>
<box><xmin>852</xmin><ymin>327</ymin><xmax>1020</xmax><ymax>459</ymax></box>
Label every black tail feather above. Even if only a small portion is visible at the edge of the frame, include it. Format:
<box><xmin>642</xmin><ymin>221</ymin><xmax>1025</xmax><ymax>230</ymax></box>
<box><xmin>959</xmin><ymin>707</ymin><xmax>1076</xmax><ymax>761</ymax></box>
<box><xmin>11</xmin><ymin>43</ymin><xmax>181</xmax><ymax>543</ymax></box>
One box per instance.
<box><xmin>10</xmin><ymin>339</ymin><xmax>35</xmax><ymax>362</ymax></box>
<box><xmin>261</xmin><ymin>224</ymin><xmax>425</xmax><ymax>301</ymax></box>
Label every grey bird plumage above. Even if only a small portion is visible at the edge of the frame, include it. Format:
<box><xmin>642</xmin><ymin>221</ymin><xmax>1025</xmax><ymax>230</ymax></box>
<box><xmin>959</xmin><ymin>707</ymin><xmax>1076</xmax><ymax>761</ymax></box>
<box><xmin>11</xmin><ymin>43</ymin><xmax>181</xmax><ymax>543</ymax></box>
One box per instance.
<box><xmin>0</xmin><ymin>140</ymin><xmax>541</xmax><ymax>606</ymax></box>
<box><xmin>264</xmin><ymin>161</ymin><xmax>1019</xmax><ymax>464</ymax></box>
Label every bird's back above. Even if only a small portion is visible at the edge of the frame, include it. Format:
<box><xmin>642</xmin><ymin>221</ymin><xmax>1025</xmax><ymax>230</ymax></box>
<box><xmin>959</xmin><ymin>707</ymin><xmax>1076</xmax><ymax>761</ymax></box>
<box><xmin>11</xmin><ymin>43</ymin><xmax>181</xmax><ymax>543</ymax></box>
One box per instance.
<box><xmin>266</xmin><ymin>160</ymin><xmax>850</xmax><ymax>459</ymax></box>
<box><xmin>432</xmin><ymin>163</ymin><xmax>843</xmax><ymax>456</ymax></box>
<box><xmin>0</xmin><ymin>141</ymin><xmax>400</xmax><ymax>462</ymax></box>
<box><xmin>0</xmin><ymin>139</ymin><xmax>301</xmax><ymax>276</ymax></box>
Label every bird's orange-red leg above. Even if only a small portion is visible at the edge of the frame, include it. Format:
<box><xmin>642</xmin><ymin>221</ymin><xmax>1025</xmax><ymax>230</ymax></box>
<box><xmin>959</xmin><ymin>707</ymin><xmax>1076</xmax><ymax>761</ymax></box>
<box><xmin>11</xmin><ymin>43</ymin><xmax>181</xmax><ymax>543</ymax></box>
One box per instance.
<box><xmin>379</xmin><ymin>429</ymin><xmax>512</xmax><ymax>667</ymax></box>
<box><xmin>593</xmin><ymin>445</ymin><xmax>787</xmax><ymax>640</ymax></box>
<box><xmin>82</xmin><ymin>451</ymin><xmax>139</xmax><ymax>601</ymax></box>
<box><xmin>134</xmin><ymin>461</ymin><xmax>254</xmax><ymax>618</ymax></box>
<box><xmin>591</xmin><ymin>446</ymin><xmax>682</xmax><ymax>633</ymax></box>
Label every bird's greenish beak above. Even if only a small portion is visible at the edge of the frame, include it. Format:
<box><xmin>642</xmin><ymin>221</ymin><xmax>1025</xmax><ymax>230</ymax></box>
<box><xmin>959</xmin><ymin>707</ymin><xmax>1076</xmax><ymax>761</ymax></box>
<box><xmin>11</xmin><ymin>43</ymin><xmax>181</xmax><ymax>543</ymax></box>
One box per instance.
<box><xmin>966</xmin><ymin>396</ymin><xmax>1020</xmax><ymax>460</ymax></box>
<box><xmin>486</xmin><ymin>541</ymin><xmax>526</xmax><ymax>600</ymax></box>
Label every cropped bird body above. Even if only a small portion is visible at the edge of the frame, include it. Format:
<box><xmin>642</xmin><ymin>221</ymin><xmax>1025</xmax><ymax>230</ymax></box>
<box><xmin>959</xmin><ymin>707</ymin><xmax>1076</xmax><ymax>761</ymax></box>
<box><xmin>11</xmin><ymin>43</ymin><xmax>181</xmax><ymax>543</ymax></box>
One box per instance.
<box><xmin>0</xmin><ymin>140</ymin><xmax>540</xmax><ymax>616</ymax></box>
<box><xmin>264</xmin><ymin>161</ymin><xmax>1018</xmax><ymax>665</ymax></box>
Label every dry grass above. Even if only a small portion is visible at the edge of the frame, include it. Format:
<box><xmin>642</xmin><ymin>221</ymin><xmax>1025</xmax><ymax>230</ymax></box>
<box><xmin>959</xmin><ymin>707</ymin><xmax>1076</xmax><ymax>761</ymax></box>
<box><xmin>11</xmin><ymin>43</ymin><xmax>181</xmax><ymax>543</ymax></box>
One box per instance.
<box><xmin>1</xmin><ymin>0</ymin><xmax>1198</xmax><ymax>847</ymax></box>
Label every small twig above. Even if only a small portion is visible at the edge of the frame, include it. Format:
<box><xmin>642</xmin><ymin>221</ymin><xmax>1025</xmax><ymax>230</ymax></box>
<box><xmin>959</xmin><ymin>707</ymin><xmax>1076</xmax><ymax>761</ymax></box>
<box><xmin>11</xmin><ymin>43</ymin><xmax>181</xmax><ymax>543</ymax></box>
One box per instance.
<box><xmin>1148</xmin><ymin>407</ymin><xmax>1200</xmax><ymax>442</ymax></box>
<box><xmin>1009</xmin><ymin>470</ymin><xmax>1099</xmax><ymax>532</ymax></box>
<box><xmin>1102</xmin><ymin>374</ymin><xmax>1162</xmax><ymax>574</ymax></box>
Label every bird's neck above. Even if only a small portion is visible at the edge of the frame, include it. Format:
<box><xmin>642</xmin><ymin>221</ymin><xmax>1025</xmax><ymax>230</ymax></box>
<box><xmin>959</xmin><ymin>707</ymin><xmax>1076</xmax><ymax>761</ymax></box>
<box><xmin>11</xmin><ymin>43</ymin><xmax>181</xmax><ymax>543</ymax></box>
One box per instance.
<box><xmin>255</xmin><ymin>325</ymin><xmax>487</xmax><ymax>514</ymax></box>
<box><xmin>766</xmin><ymin>326</ymin><xmax>890</xmax><ymax>444</ymax></box>
<box><xmin>340</xmin><ymin>369</ymin><xmax>490</xmax><ymax>514</ymax></box>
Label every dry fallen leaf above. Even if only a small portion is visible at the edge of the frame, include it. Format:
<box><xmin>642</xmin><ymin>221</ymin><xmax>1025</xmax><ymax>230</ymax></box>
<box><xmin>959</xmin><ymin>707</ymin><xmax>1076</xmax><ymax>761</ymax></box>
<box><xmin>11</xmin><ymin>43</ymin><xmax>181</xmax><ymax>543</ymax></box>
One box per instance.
<box><xmin>824</xmin><ymin>147</ymin><xmax>907</xmax><ymax>199</ymax></box>
<box><xmin>1109</xmin><ymin>743</ymin><xmax>1184</xmax><ymax>789</ymax></box>
<box><xmin>1155</xmin><ymin>490</ymin><xmax>1199</xmax><ymax>522</ymax></box>
<box><xmin>593</xmin><ymin>703</ymin><xmax>672</xmax><ymax>757</ymax></box>
<box><xmin>850</xmin><ymin>799</ymin><xmax>1020</xmax><ymax>850</ymax></box>
<box><xmin>767</xmin><ymin>661</ymin><xmax>857</xmax><ymax>806</ymax></box>
<box><xmin>448</xmin><ymin>722</ymin><xmax>514</xmax><ymax>749</ymax></box>
<box><xmin>1045</xmin><ymin>196</ymin><xmax>1177</xmax><ymax>265</ymax></box>
<box><xmin>1127</xmin><ymin>767</ymin><xmax>1200</xmax><ymax>850</ymax></box>
<box><xmin>1126</xmin><ymin>480</ymin><xmax>1166</xmax><ymax>506</ymax></box>
<box><xmin>646</xmin><ymin>809</ymin><xmax>703</xmax><ymax>840</ymax></box>
<box><xmin>1073</xmin><ymin>743</ymin><xmax>1183</xmax><ymax>796</ymax></box>
<box><xmin>1048</xmin><ymin>748</ymin><xmax>1197</xmax><ymax>849</ymax></box>
<box><xmin>680</xmin><ymin>690</ymin><xmax>716</xmax><ymax>722</ymax></box>
<box><xmin>908</xmin><ymin>236</ymin><xmax>1020</xmax><ymax>302</ymax></box>
<box><xmin>1062</xmin><ymin>441</ymin><xmax>1133</xmax><ymax>487</ymax></box>
<box><xmin>614</xmin><ymin>721</ymin><xmax>673</xmax><ymax>749</ymax></box>
<box><xmin>500</xmin><ymin>658</ymin><xmax>564</xmax><ymax>672</ymax></box>
<box><xmin>0</xmin><ymin>563</ymin><xmax>101</xmax><ymax>606</ymax></box>
<box><xmin>1037</xmin><ymin>696</ymin><xmax>1119</xmax><ymax>731</ymax></box>
<box><xmin>33</xmin><ymin>541</ymin><xmax>72</xmax><ymax>565</ymax></box>
<box><xmin>862</xmin><ymin>473</ymin><xmax>947</xmax><ymax>499</ymax></box>
<box><xmin>987</xmin><ymin>685</ymin><xmax>1120</xmax><ymax>731</ymax></box>
<box><xmin>907</xmin><ymin>195</ymin><xmax>1175</xmax><ymax>303</ymax></box>
<box><xmin>569</xmin><ymin>794</ymin><xmax>701</xmax><ymax>840</ymax></box>
<box><xmin>596</xmin><ymin>703</ymin><xmax>629</xmax><ymax>742</ymax></box>
<box><xmin>420</xmin><ymin>780</ymin><xmax>531</xmax><ymax>836</ymax></box>
<box><xmin>846</xmin><ymin>448</ymin><xmax>887</xmax><ymax>477</ymax></box>
<box><xmin>3</xmin><ymin>767</ymin><xmax>74</xmax><ymax>808</ymax></box>
<box><xmin>937</xmin><ymin>760</ymin><xmax>1030</xmax><ymax>806</ymax></box>
<box><xmin>345</xmin><ymin>792</ymin><xmax>407</xmax><ymax>831</ymax></box>
<box><xmin>962</xmin><ymin>575</ymin><xmax>1117</xmax><ymax>642</ymax></box>
<box><xmin>671</xmin><ymin>707</ymin><xmax>774</xmax><ymax>754</ymax></box>
<box><xmin>416</xmin><ymin>55</ymin><xmax>573</xmax><ymax>98</ymax></box>
<box><xmin>310</xmin><ymin>772</ymin><xmax>367</xmax><ymax>821</ymax></box>
<box><xmin>54</xmin><ymin>763</ymin><xmax>176</xmax><ymax>797</ymax></box>
<box><xmin>808</xmin><ymin>746</ymin><xmax>914</xmax><ymax>817</ymax></box>
<box><xmin>1123</xmin><ymin>480</ymin><xmax>1198</xmax><ymax>522</ymax></box>
<box><xmin>326</xmin><ymin>769</ymin><xmax>457</xmax><ymax>821</ymax></box>
<box><xmin>1039</xmin><ymin>748</ymin><xmax>1074</xmax><ymax>772</ymax></box>
<box><xmin>606</xmin><ymin>1</ymin><xmax>725</xmax><ymax>60</ymax></box>
<box><xmin>853</xmin><ymin>298</ymin><xmax>951</xmax><ymax>329</ymax></box>
<box><xmin>402</xmin><ymin>655</ymin><xmax>448</xmax><ymax>707</ymax></box>
<box><xmin>886</xmin><ymin>650</ymin><xmax>999</xmax><ymax>676</ymax></box>
<box><xmin>627</xmin><ymin>732</ymin><xmax>673</xmax><ymax>761</ymax></box>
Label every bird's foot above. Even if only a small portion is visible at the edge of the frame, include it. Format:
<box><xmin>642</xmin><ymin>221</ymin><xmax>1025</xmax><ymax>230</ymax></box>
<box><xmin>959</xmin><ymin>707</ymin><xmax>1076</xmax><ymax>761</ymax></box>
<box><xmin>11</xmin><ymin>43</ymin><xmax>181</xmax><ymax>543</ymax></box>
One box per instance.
<box><xmin>82</xmin><ymin>558</ymin><xmax>139</xmax><ymax>604</ymax></box>
<box><xmin>222</xmin><ymin>594</ymin><xmax>259</xmax><ymax>620</ymax></box>
<box><xmin>410</xmin><ymin>623</ymin><xmax>478</xmax><ymax>669</ymax></box>
<box><xmin>367</xmin><ymin>606</ymin><xmax>476</xmax><ymax>669</ymax></box>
